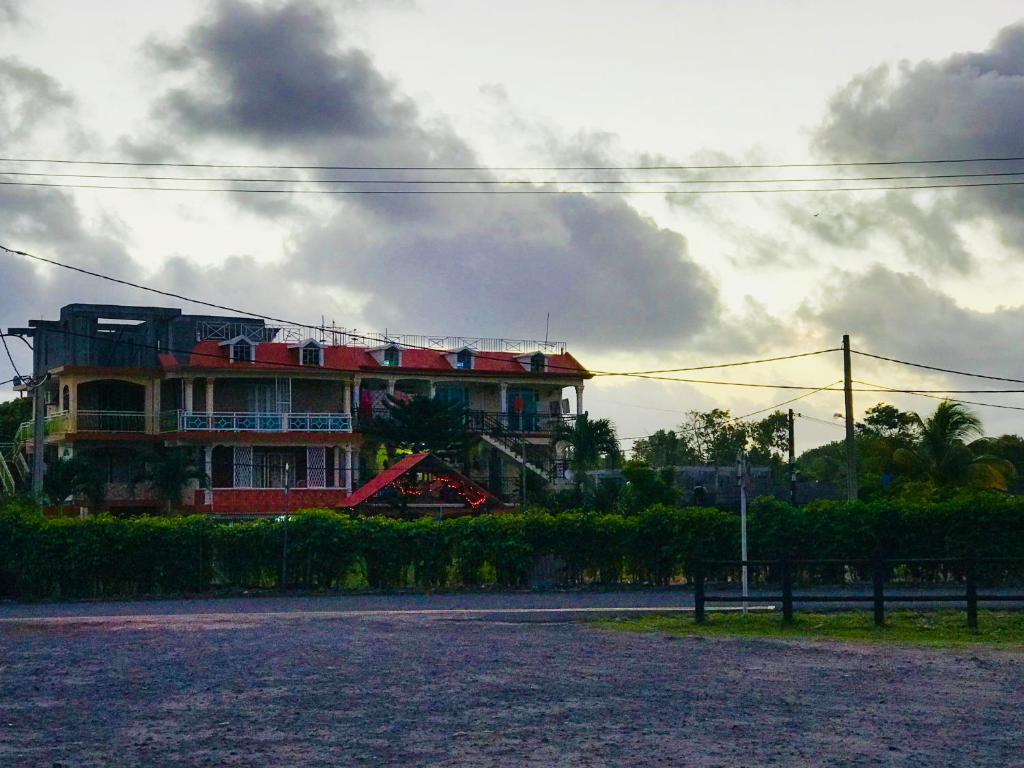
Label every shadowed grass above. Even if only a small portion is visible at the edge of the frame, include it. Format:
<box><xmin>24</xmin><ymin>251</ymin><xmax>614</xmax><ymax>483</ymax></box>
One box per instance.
<box><xmin>596</xmin><ymin>610</ymin><xmax>1024</xmax><ymax>649</ymax></box>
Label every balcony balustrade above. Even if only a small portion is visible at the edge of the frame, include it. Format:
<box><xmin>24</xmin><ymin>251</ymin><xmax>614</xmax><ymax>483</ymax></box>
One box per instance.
<box><xmin>15</xmin><ymin>411</ymin><xmax>69</xmax><ymax>444</ymax></box>
<box><xmin>76</xmin><ymin>410</ymin><xmax>147</xmax><ymax>433</ymax></box>
<box><xmin>360</xmin><ymin>407</ymin><xmax>574</xmax><ymax>434</ymax></box>
<box><xmin>164</xmin><ymin>410</ymin><xmax>353</xmax><ymax>434</ymax></box>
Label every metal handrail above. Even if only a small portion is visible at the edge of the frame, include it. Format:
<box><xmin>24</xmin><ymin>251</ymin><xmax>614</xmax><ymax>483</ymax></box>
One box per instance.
<box><xmin>75</xmin><ymin>410</ymin><xmax>148</xmax><ymax>432</ymax></box>
<box><xmin>165</xmin><ymin>410</ymin><xmax>353</xmax><ymax>433</ymax></box>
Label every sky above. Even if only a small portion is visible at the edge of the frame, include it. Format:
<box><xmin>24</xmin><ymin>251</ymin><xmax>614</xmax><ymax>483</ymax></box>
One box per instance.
<box><xmin>3</xmin><ymin>0</ymin><xmax>1024</xmax><ymax>453</ymax></box>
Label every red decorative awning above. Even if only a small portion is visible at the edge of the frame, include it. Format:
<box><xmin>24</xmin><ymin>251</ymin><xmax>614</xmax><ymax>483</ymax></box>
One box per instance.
<box><xmin>339</xmin><ymin>453</ymin><xmax>500</xmax><ymax>511</ymax></box>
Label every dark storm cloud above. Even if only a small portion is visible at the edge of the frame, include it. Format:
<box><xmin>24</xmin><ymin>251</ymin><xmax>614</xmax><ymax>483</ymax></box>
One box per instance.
<box><xmin>806</xmin><ymin>265</ymin><xmax>1024</xmax><ymax>378</ymax></box>
<box><xmin>808</xmin><ymin>23</ymin><xmax>1024</xmax><ymax>266</ymax></box>
<box><xmin>137</xmin><ymin>0</ymin><xmax>728</xmax><ymax>350</ymax></box>
<box><xmin>152</xmin><ymin>0</ymin><xmax>417</xmax><ymax>144</ymax></box>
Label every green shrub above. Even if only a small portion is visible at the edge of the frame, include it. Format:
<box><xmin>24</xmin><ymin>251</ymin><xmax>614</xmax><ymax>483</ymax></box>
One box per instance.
<box><xmin>2</xmin><ymin>492</ymin><xmax>1023</xmax><ymax>599</ymax></box>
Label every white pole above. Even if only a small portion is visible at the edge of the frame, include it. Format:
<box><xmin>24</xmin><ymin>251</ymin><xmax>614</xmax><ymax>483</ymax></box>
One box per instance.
<box><xmin>738</xmin><ymin>450</ymin><xmax>748</xmax><ymax>614</ymax></box>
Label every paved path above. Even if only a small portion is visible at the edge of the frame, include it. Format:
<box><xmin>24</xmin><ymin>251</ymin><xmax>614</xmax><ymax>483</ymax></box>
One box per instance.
<box><xmin>1</xmin><ymin>593</ymin><xmax>1022</xmax><ymax>767</ymax></box>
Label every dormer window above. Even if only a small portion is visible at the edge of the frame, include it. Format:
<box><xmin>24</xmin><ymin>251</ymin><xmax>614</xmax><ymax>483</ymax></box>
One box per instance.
<box><xmin>530</xmin><ymin>352</ymin><xmax>546</xmax><ymax>373</ymax></box>
<box><xmin>456</xmin><ymin>349</ymin><xmax>473</xmax><ymax>370</ymax></box>
<box><xmin>289</xmin><ymin>338</ymin><xmax>325</xmax><ymax>367</ymax></box>
<box><xmin>229</xmin><ymin>339</ymin><xmax>255</xmax><ymax>363</ymax></box>
<box><xmin>383</xmin><ymin>346</ymin><xmax>401</xmax><ymax>367</ymax></box>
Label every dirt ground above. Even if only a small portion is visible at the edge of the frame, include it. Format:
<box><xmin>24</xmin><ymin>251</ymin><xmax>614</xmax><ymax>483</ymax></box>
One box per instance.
<box><xmin>1</xmin><ymin>599</ymin><xmax>1022</xmax><ymax>767</ymax></box>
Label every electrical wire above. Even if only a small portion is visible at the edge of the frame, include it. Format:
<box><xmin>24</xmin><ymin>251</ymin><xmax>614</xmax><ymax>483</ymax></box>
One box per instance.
<box><xmin>726</xmin><ymin>381</ymin><xmax>843</xmax><ymax>422</ymax></box>
<box><xmin>796</xmin><ymin>413</ymin><xmax>846</xmax><ymax>429</ymax></box>
<box><xmin>4</xmin><ymin>154</ymin><xmax>1024</xmax><ymax>171</ymax></box>
<box><xmin>6</xmin><ymin>179</ymin><xmax>1024</xmax><ymax>195</ymax></box>
<box><xmin>7</xmin><ymin>169</ymin><xmax>1024</xmax><ymax>185</ymax></box>
<box><xmin>853</xmin><ymin>379</ymin><xmax>1024</xmax><ymax>413</ymax></box>
<box><xmin>0</xmin><ymin>243</ymin><xmax>837</xmax><ymax>380</ymax></box>
<box><xmin>596</xmin><ymin>349</ymin><xmax>839</xmax><ymax>376</ymax></box>
<box><xmin>852</xmin><ymin>349</ymin><xmax>1024</xmax><ymax>385</ymax></box>
<box><xmin>0</xmin><ymin>334</ymin><xmax>23</xmax><ymax>380</ymax></box>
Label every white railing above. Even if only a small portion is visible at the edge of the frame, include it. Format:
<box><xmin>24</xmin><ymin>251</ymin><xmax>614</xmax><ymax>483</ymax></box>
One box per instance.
<box><xmin>76</xmin><ymin>410</ymin><xmax>147</xmax><ymax>433</ymax></box>
<box><xmin>15</xmin><ymin>412</ymin><xmax>69</xmax><ymax>443</ymax></box>
<box><xmin>165</xmin><ymin>410</ymin><xmax>353</xmax><ymax>433</ymax></box>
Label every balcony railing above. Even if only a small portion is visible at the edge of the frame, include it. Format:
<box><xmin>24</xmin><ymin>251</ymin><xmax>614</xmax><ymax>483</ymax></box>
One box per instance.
<box><xmin>361</xmin><ymin>408</ymin><xmax>574</xmax><ymax>434</ymax></box>
<box><xmin>15</xmin><ymin>412</ymin><xmax>69</xmax><ymax>444</ymax></box>
<box><xmin>164</xmin><ymin>410</ymin><xmax>353</xmax><ymax>433</ymax></box>
<box><xmin>76</xmin><ymin>410</ymin><xmax>148</xmax><ymax>433</ymax></box>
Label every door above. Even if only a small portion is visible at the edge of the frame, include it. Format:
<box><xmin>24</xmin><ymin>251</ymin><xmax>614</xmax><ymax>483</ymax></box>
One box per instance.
<box><xmin>506</xmin><ymin>388</ymin><xmax>539</xmax><ymax>432</ymax></box>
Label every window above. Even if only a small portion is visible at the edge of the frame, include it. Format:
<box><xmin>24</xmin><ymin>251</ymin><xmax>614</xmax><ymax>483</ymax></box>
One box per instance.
<box><xmin>530</xmin><ymin>353</ymin><xmax>546</xmax><ymax>373</ymax></box>
<box><xmin>301</xmin><ymin>345</ymin><xmax>322</xmax><ymax>367</ymax></box>
<box><xmin>456</xmin><ymin>349</ymin><xmax>473</xmax><ymax>370</ymax></box>
<box><xmin>230</xmin><ymin>340</ymin><xmax>254</xmax><ymax>363</ymax></box>
<box><xmin>383</xmin><ymin>346</ymin><xmax>400</xmax><ymax>367</ymax></box>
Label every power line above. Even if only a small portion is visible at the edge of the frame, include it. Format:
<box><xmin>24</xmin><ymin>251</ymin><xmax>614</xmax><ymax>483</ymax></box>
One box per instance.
<box><xmin>727</xmin><ymin>381</ymin><xmax>843</xmax><ymax>422</ymax></box>
<box><xmin>854</xmin><ymin>379</ymin><xmax>1024</xmax><ymax>413</ymax></box>
<box><xmin>607</xmin><ymin>349</ymin><xmax>839</xmax><ymax>376</ymax></box>
<box><xmin>3</xmin><ymin>154</ymin><xmax>1024</xmax><ymax>171</ymax></box>
<box><xmin>6</xmin><ymin>179</ymin><xmax>1024</xmax><ymax>195</ymax></box>
<box><xmin>7</xmin><ymin>169</ymin><xmax>1024</xmax><ymax>185</ymax></box>
<box><xmin>0</xmin><ymin>243</ymin><xmax>837</xmax><ymax>380</ymax></box>
<box><xmin>852</xmin><ymin>349</ymin><xmax>1024</xmax><ymax>385</ymax></box>
<box><xmin>796</xmin><ymin>413</ymin><xmax>846</xmax><ymax>429</ymax></box>
<box><xmin>0</xmin><ymin>335</ymin><xmax>23</xmax><ymax>380</ymax></box>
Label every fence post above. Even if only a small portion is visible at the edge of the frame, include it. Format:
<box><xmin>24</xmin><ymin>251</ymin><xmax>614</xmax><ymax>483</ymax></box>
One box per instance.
<box><xmin>872</xmin><ymin>551</ymin><xmax>885</xmax><ymax>627</ymax></box>
<box><xmin>781</xmin><ymin>556</ymin><xmax>794</xmax><ymax>623</ymax></box>
<box><xmin>694</xmin><ymin>559</ymin><xmax>706</xmax><ymax>624</ymax></box>
<box><xmin>965</xmin><ymin>547</ymin><xmax>978</xmax><ymax>631</ymax></box>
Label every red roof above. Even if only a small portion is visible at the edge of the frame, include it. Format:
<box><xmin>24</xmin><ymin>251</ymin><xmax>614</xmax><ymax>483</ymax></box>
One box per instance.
<box><xmin>166</xmin><ymin>341</ymin><xmax>589</xmax><ymax>377</ymax></box>
<box><xmin>338</xmin><ymin>453</ymin><xmax>500</xmax><ymax>509</ymax></box>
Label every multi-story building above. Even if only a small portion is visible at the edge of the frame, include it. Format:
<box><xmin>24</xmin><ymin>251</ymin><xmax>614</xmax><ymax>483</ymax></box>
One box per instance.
<box><xmin>6</xmin><ymin>304</ymin><xmax>591</xmax><ymax>515</ymax></box>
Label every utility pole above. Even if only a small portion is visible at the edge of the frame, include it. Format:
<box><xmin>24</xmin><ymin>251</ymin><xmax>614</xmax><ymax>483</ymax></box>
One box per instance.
<box><xmin>520</xmin><ymin>433</ymin><xmax>527</xmax><ymax>510</ymax></box>
<box><xmin>842</xmin><ymin>334</ymin><xmax>858</xmax><ymax>502</ymax></box>
<box><xmin>31</xmin><ymin>379</ymin><xmax>45</xmax><ymax>499</ymax></box>
<box><xmin>737</xmin><ymin>449</ymin><xmax>749</xmax><ymax>614</ymax></box>
<box><xmin>787</xmin><ymin>408</ymin><xmax>796</xmax><ymax>504</ymax></box>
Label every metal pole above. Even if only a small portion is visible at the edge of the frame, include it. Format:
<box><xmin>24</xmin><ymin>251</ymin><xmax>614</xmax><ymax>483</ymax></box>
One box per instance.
<box><xmin>281</xmin><ymin>461</ymin><xmax>290</xmax><ymax>589</ymax></box>
<box><xmin>842</xmin><ymin>334</ymin><xmax>859</xmax><ymax>502</ymax></box>
<box><xmin>521</xmin><ymin>433</ymin><xmax>527</xmax><ymax>510</ymax></box>
<box><xmin>31</xmin><ymin>380</ymin><xmax>45</xmax><ymax>500</ymax></box>
<box><xmin>788</xmin><ymin>408</ymin><xmax>796</xmax><ymax>504</ymax></box>
<box><xmin>738</xmin><ymin>449</ymin><xmax>748</xmax><ymax>614</ymax></box>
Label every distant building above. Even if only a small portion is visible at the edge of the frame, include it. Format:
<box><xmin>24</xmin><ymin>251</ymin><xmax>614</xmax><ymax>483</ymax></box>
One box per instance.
<box><xmin>7</xmin><ymin>303</ymin><xmax>591</xmax><ymax>515</ymax></box>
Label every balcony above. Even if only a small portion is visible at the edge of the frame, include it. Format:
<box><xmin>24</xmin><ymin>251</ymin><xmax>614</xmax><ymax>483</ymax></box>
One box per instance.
<box><xmin>163</xmin><ymin>410</ymin><xmax>353</xmax><ymax>434</ymax></box>
<box><xmin>361</xmin><ymin>408</ymin><xmax>572</xmax><ymax>434</ymax></box>
<box><xmin>15</xmin><ymin>411</ymin><xmax>70</xmax><ymax>445</ymax></box>
<box><xmin>76</xmin><ymin>410</ymin><xmax>147</xmax><ymax>433</ymax></box>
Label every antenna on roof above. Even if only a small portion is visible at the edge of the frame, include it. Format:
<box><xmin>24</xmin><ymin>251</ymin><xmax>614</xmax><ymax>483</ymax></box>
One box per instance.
<box><xmin>545</xmin><ymin>312</ymin><xmax>550</xmax><ymax>344</ymax></box>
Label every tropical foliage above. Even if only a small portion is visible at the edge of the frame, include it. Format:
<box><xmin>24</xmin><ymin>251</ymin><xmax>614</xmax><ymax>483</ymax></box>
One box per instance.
<box><xmin>137</xmin><ymin>446</ymin><xmax>210</xmax><ymax>514</ymax></box>
<box><xmin>368</xmin><ymin>395</ymin><xmax>471</xmax><ymax>464</ymax></box>
<box><xmin>3</xmin><ymin>491</ymin><xmax>1023</xmax><ymax>599</ymax></box>
<box><xmin>549</xmin><ymin>412</ymin><xmax>621</xmax><ymax>474</ymax></box>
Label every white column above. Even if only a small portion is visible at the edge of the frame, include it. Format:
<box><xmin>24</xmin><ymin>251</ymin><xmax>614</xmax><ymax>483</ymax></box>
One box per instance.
<box><xmin>575</xmin><ymin>383</ymin><xmax>585</xmax><ymax>416</ymax></box>
<box><xmin>205</xmin><ymin>378</ymin><xmax>215</xmax><ymax>414</ymax></box>
<box><xmin>344</xmin><ymin>445</ymin><xmax>353</xmax><ymax>492</ymax></box>
<box><xmin>343</xmin><ymin>382</ymin><xmax>351</xmax><ymax>415</ymax></box>
<box><xmin>499</xmin><ymin>382</ymin><xmax>509</xmax><ymax>426</ymax></box>
<box><xmin>429</xmin><ymin>379</ymin><xmax>436</xmax><ymax>398</ymax></box>
<box><xmin>387</xmin><ymin>378</ymin><xmax>396</xmax><ymax>396</ymax></box>
<box><xmin>183</xmin><ymin>377</ymin><xmax>194</xmax><ymax>412</ymax></box>
<box><xmin>352</xmin><ymin>446</ymin><xmax>360</xmax><ymax>487</ymax></box>
<box><xmin>204</xmin><ymin>445</ymin><xmax>212</xmax><ymax>504</ymax></box>
<box><xmin>333</xmin><ymin>446</ymin><xmax>341</xmax><ymax>487</ymax></box>
<box><xmin>352</xmin><ymin>377</ymin><xmax>362</xmax><ymax>416</ymax></box>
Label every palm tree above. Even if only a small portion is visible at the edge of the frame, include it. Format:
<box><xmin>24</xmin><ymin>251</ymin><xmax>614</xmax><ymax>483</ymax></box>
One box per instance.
<box><xmin>368</xmin><ymin>395</ymin><xmax>471</xmax><ymax>466</ymax></box>
<box><xmin>894</xmin><ymin>401</ymin><xmax>1015</xmax><ymax>489</ymax></box>
<box><xmin>138</xmin><ymin>446</ymin><xmax>209</xmax><ymax>514</ymax></box>
<box><xmin>550</xmin><ymin>412</ymin><xmax>621</xmax><ymax>478</ymax></box>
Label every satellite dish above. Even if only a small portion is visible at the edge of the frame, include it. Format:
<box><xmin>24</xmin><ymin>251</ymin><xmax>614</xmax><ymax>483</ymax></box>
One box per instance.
<box><xmin>564</xmin><ymin>469</ymin><xmax>575</xmax><ymax>483</ymax></box>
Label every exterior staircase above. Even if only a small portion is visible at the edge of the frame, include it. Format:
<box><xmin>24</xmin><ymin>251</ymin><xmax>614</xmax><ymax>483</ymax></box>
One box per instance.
<box><xmin>476</xmin><ymin>414</ymin><xmax>552</xmax><ymax>483</ymax></box>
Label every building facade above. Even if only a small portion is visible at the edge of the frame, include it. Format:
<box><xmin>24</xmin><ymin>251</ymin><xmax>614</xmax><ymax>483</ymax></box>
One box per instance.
<box><xmin>7</xmin><ymin>304</ymin><xmax>591</xmax><ymax>515</ymax></box>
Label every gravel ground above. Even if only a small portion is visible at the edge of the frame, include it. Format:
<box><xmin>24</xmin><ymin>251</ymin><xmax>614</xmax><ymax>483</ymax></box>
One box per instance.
<box><xmin>1</xmin><ymin>596</ymin><xmax>1022</xmax><ymax>767</ymax></box>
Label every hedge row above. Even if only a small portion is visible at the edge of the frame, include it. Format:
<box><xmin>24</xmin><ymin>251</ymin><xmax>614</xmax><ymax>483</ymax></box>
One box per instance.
<box><xmin>1</xmin><ymin>493</ymin><xmax>1023</xmax><ymax>599</ymax></box>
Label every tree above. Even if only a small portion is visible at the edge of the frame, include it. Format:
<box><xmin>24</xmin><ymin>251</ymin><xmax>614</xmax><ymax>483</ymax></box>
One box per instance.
<box><xmin>894</xmin><ymin>401</ymin><xmax>1015</xmax><ymax>490</ymax></box>
<box><xmin>43</xmin><ymin>453</ymin><xmax>108</xmax><ymax>514</ymax></box>
<box><xmin>857</xmin><ymin>403</ymin><xmax>919</xmax><ymax>440</ymax></box>
<box><xmin>369</xmin><ymin>395</ymin><xmax>471</xmax><ymax>465</ymax></box>
<box><xmin>550</xmin><ymin>412</ymin><xmax>621</xmax><ymax>476</ymax></box>
<box><xmin>138</xmin><ymin>446</ymin><xmax>209</xmax><ymax>514</ymax></box>
<box><xmin>631</xmin><ymin>429</ymin><xmax>693</xmax><ymax>468</ymax></box>
<box><xmin>0</xmin><ymin>397</ymin><xmax>31</xmax><ymax>443</ymax></box>
<box><xmin>678</xmin><ymin>408</ymin><xmax>748</xmax><ymax>465</ymax></box>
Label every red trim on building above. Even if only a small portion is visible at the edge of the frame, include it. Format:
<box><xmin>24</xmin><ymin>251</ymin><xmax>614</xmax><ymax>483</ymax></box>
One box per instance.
<box><xmin>194</xmin><ymin>488</ymin><xmax>351</xmax><ymax>517</ymax></box>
